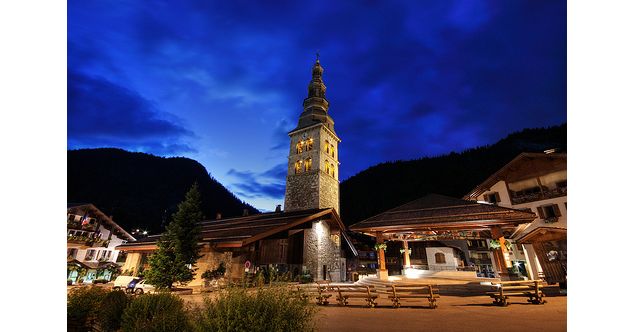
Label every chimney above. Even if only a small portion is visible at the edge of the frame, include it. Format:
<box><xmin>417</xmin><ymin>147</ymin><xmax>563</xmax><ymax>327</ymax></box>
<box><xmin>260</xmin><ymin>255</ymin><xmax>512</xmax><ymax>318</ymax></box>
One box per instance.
<box><xmin>243</xmin><ymin>208</ymin><xmax>249</xmax><ymax>216</ymax></box>
<box><xmin>275</xmin><ymin>205</ymin><xmax>282</xmax><ymax>213</ymax></box>
<box><xmin>216</xmin><ymin>212</ymin><xmax>222</xmax><ymax>220</ymax></box>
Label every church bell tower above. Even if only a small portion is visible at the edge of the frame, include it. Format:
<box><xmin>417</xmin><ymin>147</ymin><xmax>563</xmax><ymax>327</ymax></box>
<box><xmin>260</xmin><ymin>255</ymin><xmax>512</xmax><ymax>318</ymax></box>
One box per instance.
<box><xmin>284</xmin><ymin>57</ymin><xmax>341</xmax><ymax>213</ymax></box>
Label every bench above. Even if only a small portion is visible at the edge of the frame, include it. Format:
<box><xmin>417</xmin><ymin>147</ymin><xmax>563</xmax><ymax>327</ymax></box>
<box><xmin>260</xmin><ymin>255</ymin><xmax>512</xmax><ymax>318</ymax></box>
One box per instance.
<box><xmin>487</xmin><ymin>280</ymin><xmax>546</xmax><ymax>306</ymax></box>
<box><xmin>388</xmin><ymin>284</ymin><xmax>440</xmax><ymax>309</ymax></box>
<box><xmin>296</xmin><ymin>284</ymin><xmax>333</xmax><ymax>305</ymax></box>
<box><xmin>335</xmin><ymin>285</ymin><xmax>378</xmax><ymax>307</ymax></box>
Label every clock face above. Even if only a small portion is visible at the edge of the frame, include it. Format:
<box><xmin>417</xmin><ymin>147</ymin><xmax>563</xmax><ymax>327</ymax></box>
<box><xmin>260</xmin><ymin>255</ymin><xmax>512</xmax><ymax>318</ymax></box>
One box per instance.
<box><xmin>302</xmin><ymin>133</ymin><xmax>308</xmax><ymax>139</ymax></box>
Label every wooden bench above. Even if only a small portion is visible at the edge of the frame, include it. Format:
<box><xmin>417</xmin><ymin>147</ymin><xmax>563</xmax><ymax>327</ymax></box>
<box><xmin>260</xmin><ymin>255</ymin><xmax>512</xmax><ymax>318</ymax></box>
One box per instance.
<box><xmin>487</xmin><ymin>280</ymin><xmax>546</xmax><ymax>306</ymax></box>
<box><xmin>388</xmin><ymin>284</ymin><xmax>440</xmax><ymax>309</ymax></box>
<box><xmin>335</xmin><ymin>285</ymin><xmax>378</xmax><ymax>307</ymax></box>
<box><xmin>296</xmin><ymin>284</ymin><xmax>333</xmax><ymax>305</ymax></box>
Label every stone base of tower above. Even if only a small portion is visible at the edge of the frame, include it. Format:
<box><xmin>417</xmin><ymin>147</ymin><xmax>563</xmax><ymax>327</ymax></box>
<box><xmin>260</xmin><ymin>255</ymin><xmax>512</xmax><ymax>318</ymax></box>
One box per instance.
<box><xmin>302</xmin><ymin>219</ymin><xmax>343</xmax><ymax>282</ymax></box>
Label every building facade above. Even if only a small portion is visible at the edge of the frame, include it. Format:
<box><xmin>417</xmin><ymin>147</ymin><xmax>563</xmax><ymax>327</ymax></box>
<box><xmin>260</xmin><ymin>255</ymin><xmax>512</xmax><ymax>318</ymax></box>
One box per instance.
<box><xmin>464</xmin><ymin>152</ymin><xmax>567</xmax><ymax>284</ymax></box>
<box><xmin>67</xmin><ymin>203</ymin><xmax>135</xmax><ymax>284</ymax></box>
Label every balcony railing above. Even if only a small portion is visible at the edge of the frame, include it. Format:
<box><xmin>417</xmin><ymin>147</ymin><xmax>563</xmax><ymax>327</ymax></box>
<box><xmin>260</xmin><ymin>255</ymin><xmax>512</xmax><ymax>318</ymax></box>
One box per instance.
<box><xmin>511</xmin><ymin>186</ymin><xmax>567</xmax><ymax>204</ymax></box>
<box><xmin>67</xmin><ymin>234</ymin><xmax>110</xmax><ymax>247</ymax></box>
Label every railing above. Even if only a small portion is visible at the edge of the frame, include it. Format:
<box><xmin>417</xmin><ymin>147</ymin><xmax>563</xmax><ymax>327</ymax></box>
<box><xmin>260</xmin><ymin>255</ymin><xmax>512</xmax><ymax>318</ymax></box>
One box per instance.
<box><xmin>511</xmin><ymin>186</ymin><xmax>566</xmax><ymax>204</ymax></box>
<box><xmin>408</xmin><ymin>265</ymin><xmax>475</xmax><ymax>271</ymax></box>
<box><xmin>67</xmin><ymin>234</ymin><xmax>110</xmax><ymax>247</ymax></box>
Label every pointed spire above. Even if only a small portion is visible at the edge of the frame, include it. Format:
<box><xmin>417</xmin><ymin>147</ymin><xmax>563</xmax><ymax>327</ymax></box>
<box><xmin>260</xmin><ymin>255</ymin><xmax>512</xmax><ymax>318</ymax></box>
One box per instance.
<box><xmin>308</xmin><ymin>57</ymin><xmax>326</xmax><ymax>99</ymax></box>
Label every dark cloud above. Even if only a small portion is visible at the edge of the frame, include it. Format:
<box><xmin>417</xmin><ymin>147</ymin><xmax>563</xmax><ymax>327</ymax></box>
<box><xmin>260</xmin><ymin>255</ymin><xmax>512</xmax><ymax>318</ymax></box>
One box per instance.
<box><xmin>67</xmin><ymin>70</ymin><xmax>195</xmax><ymax>155</ymax></box>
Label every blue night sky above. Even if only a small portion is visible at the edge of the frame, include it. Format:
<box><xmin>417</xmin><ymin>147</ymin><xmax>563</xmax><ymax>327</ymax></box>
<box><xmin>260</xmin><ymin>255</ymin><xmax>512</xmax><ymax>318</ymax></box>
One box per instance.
<box><xmin>68</xmin><ymin>0</ymin><xmax>566</xmax><ymax>211</ymax></box>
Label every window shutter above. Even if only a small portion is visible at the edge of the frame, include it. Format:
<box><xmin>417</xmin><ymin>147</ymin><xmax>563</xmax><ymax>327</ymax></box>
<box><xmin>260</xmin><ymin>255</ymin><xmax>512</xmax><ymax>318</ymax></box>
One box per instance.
<box><xmin>494</xmin><ymin>192</ymin><xmax>501</xmax><ymax>202</ymax></box>
<box><xmin>537</xmin><ymin>206</ymin><xmax>545</xmax><ymax>219</ymax></box>
<box><xmin>553</xmin><ymin>204</ymin><xmax>562</xmax><ymax>217</ymax></box>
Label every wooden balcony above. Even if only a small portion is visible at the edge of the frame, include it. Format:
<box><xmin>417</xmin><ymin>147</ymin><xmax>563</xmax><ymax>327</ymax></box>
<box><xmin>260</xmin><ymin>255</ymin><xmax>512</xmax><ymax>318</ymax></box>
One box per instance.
<box><xmin>511</xmin><ymin>186</ymin><xmax>566</xmax><ymax>205</ymax></box>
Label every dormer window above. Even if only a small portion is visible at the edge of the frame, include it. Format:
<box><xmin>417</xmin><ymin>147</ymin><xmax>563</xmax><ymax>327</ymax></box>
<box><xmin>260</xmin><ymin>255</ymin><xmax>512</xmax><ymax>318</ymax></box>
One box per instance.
<box><xmin>485</xmin><ymin>192</ymin><xmax>501</xmax><ymax>204</ymax></box>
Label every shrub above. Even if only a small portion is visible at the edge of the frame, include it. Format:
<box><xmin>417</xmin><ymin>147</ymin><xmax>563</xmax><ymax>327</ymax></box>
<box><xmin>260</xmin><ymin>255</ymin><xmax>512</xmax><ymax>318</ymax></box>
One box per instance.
<box><xmin>299</xmin><ymin>274</ymin><xmax>313</xmax><ymax>284</ymax></box>
<box><xmin>121</xmin><ymin>292</ymin><xmax>191</xmax><ymax>332</ymax></box>
<box><xmin>67</xmin><ymin>286</ymin><xmax>109</xmax><ymax>332</ymax></box>
<box><xmin>97</xmin><ymin>290</ymin><xmax>129</xmax><ymax>332</ymax></box>
<box><xmin>191</xmin><ymin>286</ymin><xmax>317</xmax><ymax>332</ymax></box>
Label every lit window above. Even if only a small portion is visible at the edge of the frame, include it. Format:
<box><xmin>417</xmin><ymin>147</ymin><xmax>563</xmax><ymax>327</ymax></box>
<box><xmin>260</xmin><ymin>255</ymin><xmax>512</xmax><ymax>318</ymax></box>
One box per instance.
<box><xmin>330</xmin><ymin>144</ymin><xmax>335</xmax><ymax>157</ymax></box>
<box><xmin>296</xmin><ymin>141</ymin><xmax>303</xmax><ymax>154</ymax></box>
<box><xmin>305</xmin><ymin>158</ymin><xmax>312</xmax><ymax>171</ymax></box>
<box><xmin>294</xmin><ymin>161</ymin><xmax>301</xmax><ymax>174</ymax></box>
<box><xmin>325</xmin><ymin>163</ymin><xmax>330</xmax><ymax>175</ymax></box>
<box><xmin>330</xmin><ymin>163</ymin><xmax>335</xmax><ymax>176</ymax></box>
<box><xmin>325</xmin><ymin>141</ymin><xmax>330</xmax><ymax>155</ymax></box>
<box><xmin>307</xmin><ymin>139</ymin><xmax>313</xmax><ymax>150</ymax></box>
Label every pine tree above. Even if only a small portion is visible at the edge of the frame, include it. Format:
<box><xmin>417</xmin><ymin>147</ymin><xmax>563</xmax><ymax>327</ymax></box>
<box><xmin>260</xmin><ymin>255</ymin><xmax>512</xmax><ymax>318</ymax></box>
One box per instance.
<box><xmin>145</xmin><ymin>183</ymin><xmax>203</xmax><ymax>289</ymax></box>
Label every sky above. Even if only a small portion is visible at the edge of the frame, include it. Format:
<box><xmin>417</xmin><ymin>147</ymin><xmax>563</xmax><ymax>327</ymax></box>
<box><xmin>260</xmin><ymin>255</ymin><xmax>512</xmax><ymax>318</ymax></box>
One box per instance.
<box><xmin>68</xmin><ymin>0</ymin><xmax>566</xmax><ymax>211</ymax></box>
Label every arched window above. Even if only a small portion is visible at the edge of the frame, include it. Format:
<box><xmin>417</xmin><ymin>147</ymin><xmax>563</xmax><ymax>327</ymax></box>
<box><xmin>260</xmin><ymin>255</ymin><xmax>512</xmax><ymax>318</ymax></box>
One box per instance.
<box><xmin>325</xmin><ymin>163</ymin><xmax>330</xmax><ymax>175</ymax></box>
<box><xmin>435</xmin><ymin>253</ymin><xmax>446</xmax><ymax>264</ymax></box>
<box><xmin>330</xmin><ymin>163</ymin><xmax>335</xmax><ymax>177</ymax></box>
<box><xmin>325</xmin><ymin>140</ymin><xmax>330</xmax><ymax>155</ymax></box>
<box><xmin>296</xmin><ymin>141</ymin><xmax>303</xmax><ymax>154</ymax></box>
<box><xmin>294</xmin><ymin>161</ymin><xmax>301</xmax><ymax>174</ymax></box>
<box><xmin>305</xmin><ymin>158</ymin><xmax>312</xmax><ymax>171</ymax></box>
<box><xmin>330</xmin><ymin>144</ymin><xmax>335</xmax><ymax>157</ymax></box>
<box><xmin>307</xmin><ymin>138</ymin><xmax>313</xmax><ymax>151</ymax></box>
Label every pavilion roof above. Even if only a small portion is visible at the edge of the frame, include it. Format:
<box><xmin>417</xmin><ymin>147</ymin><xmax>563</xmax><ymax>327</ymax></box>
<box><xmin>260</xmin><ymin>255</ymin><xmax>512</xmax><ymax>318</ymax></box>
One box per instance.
<box><xmin>349</xmin><ymin>194</ymin><xmax>536</xmax><ymax>234</ymax></box>
<box><xmin>117</xmin><ymin>208</ymin><xmax>357</xmax><ymax>255</ymax></box>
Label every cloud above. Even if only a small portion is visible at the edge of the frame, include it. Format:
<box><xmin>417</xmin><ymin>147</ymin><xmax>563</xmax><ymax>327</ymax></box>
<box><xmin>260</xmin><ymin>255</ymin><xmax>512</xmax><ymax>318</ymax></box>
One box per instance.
<box><xmin>67</xmin><ymin>70</ymin><xmax>195</xmax><ymax>155</ymax></box>
<box><xmin>227</xmin><ymin>163</ymin><xmax>288</xmax><ymax>199</ymax></box>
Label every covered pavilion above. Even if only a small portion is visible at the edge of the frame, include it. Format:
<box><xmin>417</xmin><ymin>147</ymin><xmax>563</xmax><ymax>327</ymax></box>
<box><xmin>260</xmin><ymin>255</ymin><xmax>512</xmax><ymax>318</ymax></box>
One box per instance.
<box><xmin>349</xmin><ymin>194</ymin><xmax>536</xmax><ymax>280</ymax></box>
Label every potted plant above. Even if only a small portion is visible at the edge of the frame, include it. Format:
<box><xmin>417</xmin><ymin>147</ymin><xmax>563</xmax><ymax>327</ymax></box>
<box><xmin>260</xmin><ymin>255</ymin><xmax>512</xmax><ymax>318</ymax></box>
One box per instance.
<box><xmin>374</xmin><ymin>243</ymin><xmax>387</xmax><ymax>251</ymax></box>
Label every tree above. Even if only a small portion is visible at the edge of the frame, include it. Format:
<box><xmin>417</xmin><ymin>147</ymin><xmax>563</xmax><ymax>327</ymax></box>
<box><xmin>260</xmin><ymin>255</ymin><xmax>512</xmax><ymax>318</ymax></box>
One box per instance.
<box><xmin>145</xmin><ymin>183</ymin><xmax>204</xmax><ymax>288</ymax></box>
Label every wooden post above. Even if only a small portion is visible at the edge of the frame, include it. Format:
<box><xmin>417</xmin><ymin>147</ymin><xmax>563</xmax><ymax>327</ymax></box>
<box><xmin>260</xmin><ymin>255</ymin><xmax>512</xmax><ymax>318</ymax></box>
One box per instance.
<box><xmin>376</xmin><ymin>231</ymin><xmax>388</xmax><ymax>280</ymax></box>
<box><xmin>402</xmin><ymin>240</ymin><xmax>411</xmax><ymax>268</ymax></box>
<box><xmin>491</xmin><ymin>226</ymin><xmax>511</xmax><ymax>280</ymax></box>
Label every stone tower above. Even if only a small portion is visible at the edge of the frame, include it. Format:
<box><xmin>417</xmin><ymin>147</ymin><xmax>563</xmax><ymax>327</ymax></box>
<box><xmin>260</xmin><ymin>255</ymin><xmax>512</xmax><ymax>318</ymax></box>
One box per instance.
<box><xmin>284</xmin><ymin>58</ymin><xmax>341</xmax><ymax>214</ymax></box>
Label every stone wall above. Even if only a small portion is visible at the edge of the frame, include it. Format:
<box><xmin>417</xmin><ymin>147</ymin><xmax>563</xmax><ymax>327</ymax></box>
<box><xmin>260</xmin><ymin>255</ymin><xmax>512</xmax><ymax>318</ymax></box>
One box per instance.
<box><xmin>284</xmin><ymin>172</ymin><xmax>320</xmax><ymax>212</ymax></box>
<box><xmin>302</xmin><ymin>220</ymin><xmax>342</xmax><ymax>281</ymax></box>
<box><xmin>319</xmin><ymin>174</ymin><xmax>340</xmax><ymax>214</ymax></box>
<box><xmin>189</xmin><ymin>244</ymin><xmax>233</xmax><ymax>287</ymax></box>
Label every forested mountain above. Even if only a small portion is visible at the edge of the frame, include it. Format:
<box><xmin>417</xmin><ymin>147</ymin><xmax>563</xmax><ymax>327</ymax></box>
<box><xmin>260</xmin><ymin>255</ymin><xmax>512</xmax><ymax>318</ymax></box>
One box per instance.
<box><xmin>340</xmin><ymin>124</ymin><xmax>567</xmax><ymax>226</ymax></box>
<box><xmin>67</xmin><ymin>148</ymin><xmax>258</xmax><ymax>234</ymax></box>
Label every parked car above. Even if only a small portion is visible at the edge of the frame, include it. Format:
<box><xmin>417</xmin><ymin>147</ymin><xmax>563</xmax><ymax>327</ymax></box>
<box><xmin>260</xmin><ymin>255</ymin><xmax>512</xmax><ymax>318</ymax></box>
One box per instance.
<box><xmin>112</xmin><ymin>276</ymin><xmax>140</xmax><ymax>292</ymax></box>
<box><xmin>133</xmin><ymin>280</ymin><xmax>155</xmax><ymax>294</ymax></box>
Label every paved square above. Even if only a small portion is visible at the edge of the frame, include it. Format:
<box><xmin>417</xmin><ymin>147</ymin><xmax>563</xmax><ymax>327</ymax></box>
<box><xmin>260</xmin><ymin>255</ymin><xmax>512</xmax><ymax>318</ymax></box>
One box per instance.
<box><xmin>314</xmin><ymin>295</ymin><xmax>566</xmax><ymax>332</ymax></box>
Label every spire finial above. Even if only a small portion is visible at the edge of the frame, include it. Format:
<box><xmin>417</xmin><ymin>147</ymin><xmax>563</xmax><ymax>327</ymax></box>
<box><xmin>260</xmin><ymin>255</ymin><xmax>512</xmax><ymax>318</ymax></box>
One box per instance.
<box><xmin>316</xmin><ymin>50</ymin><xmax>320</xmax><ymax>62</ymax></box>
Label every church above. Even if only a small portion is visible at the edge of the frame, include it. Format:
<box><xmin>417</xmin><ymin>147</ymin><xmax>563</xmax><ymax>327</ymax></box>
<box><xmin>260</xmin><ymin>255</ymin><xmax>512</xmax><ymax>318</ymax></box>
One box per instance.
<box><xmin>117</xmin><ymin>58</ymin><xmax>356</xmax><ymax>285</ymax></box>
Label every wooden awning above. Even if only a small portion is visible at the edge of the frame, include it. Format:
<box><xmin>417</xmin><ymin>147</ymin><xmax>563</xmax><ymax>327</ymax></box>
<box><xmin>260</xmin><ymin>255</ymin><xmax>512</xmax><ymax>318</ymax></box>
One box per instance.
<box><xmin>515</xmin><ymin>226</ymin><xmax>567</xmax><ymax>244</ymax></box>
<box><xmin>349</xmin><ymin>194</ymin><xmax>536</xmax><ymax>236</ymax></box>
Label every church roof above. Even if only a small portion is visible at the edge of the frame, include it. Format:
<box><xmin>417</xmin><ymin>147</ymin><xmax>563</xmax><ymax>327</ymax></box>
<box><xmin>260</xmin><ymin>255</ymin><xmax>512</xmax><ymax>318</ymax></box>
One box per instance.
<box><xmin>349</xmin><ymin>193</ymin><xmax>536</xmax><ymax>233</ymax></box>
<box><xmin>117</xmin><ymin>208</ymin><xmax>357</xmax><ymax>255</ymax></box>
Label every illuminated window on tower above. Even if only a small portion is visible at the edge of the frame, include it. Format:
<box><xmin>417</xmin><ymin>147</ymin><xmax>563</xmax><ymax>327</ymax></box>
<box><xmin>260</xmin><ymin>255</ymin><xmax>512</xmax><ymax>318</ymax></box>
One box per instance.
<box><xmin>304</xmin><ymin>158</ymin><xmax>312</xmax><ymax>171</ymax></box>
